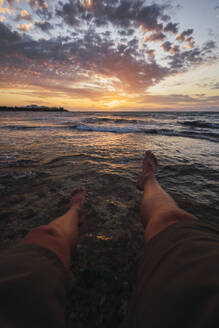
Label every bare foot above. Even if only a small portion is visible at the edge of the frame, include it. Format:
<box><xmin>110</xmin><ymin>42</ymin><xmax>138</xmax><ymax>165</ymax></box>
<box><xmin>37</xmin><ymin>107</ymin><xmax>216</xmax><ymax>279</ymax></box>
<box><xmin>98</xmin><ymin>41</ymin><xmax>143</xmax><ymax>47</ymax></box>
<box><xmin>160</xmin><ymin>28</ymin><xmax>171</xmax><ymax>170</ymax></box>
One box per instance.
<box><xmin>137</xmin><ymin>151</ymin><xmax>157</xmax><ymax>190</ymax></box>
<box><xmin>70</xmin><ymin>187</ymin><xmax>86</xmax><ymax>225</ymax></box>
<box><xmin>48</xmin><ymin>187</ymin><xmax>86</xmax><ymax>252</ymax></box>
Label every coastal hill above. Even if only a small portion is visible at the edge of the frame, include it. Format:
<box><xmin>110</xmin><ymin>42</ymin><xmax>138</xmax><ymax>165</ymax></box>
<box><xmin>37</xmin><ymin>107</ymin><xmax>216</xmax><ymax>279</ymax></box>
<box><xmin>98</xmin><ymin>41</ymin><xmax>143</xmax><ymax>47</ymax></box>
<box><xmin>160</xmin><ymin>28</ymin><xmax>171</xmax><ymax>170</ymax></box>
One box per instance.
<box><xmin>0</xmin><ymin>104</ymin><xmax>68</xmax><ymax>112</ymax></box>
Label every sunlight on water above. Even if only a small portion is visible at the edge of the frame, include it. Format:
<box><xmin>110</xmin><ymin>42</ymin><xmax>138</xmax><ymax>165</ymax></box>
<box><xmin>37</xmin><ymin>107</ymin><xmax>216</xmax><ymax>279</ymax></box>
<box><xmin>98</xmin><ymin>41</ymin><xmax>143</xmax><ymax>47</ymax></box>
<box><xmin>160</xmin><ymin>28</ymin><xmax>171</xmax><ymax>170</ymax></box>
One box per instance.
<box><xmin>96</xmin><ymin>235</ymin><xmax>112</xmax><ymax>241</ymax></box>
<box><xmin>0</xmin><ymin>111</ymin><xmax>219</xmax><ymax>223</ymax></box>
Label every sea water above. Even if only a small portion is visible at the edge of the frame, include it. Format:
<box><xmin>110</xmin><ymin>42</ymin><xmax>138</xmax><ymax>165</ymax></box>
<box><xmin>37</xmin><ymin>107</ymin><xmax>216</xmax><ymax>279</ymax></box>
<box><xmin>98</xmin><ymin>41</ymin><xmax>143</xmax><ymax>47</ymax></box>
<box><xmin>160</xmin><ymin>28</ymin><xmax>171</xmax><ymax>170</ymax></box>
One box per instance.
<box><xmin>0</xmin><ymin>111</ymin><xmax>219</xmax><ymax>237</ymax></box>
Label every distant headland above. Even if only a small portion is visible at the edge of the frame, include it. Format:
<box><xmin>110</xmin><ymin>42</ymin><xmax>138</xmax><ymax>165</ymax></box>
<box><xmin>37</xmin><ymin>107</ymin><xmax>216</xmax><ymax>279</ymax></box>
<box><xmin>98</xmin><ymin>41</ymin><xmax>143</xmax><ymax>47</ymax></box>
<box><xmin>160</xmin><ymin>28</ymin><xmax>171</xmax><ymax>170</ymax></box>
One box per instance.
<box><xmin>0</xmin><ymin>104</ymin><xmax>68</xmax><ymax>112</ymax></box>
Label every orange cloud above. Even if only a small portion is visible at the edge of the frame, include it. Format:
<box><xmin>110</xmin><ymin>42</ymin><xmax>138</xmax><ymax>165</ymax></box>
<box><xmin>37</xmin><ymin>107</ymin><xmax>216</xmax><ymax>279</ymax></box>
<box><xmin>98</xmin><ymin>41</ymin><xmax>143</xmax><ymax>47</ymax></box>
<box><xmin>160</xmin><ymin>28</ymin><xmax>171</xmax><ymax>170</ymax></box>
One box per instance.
<box><xmin>0</xmin><ymin>7</ymin><xmax>14</xmax><ymax>13</ymax></box>
<box><xmin>27</xmin><ymin>0</ymin><xmax>48</xmax><ymax>9</ymax></box>
<box><xmin>17</xmin><ymin>23</ymin><xmax>32</xmax><ymax>31</ymax></box>
<box><xmin>21</xmin><ymin>9</ymin><xmax>29</xmax><ymax>17</ymax></box>
<box><xmin>83</xmin><ymin>0</ymin><xmax>93</xmax><ymax>9</ymax></box>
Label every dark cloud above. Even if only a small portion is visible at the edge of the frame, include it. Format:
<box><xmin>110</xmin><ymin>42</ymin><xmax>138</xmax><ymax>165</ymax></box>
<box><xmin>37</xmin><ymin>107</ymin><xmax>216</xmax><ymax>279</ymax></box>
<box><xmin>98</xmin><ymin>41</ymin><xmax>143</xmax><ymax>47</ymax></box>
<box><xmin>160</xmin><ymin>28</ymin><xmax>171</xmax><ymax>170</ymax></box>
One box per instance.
<box><xmin>138</xmin><ymin>94</ymin><xmax>197</xmax><ymax>105</ymax></box>
<box><xmin>160</xmin><ymin>41</ymin><xmax>179</xmax><ymax>53</ymax></box>
<box><xmin>164</xmin><ymin>22</ymin><xmax>178</xmax><ymax>34</ymax></box>
<box><xmin>145</xmin><ymin>48</ymin><xmax>155</xmax><ymax>59</ymax></box>
<box><xmin>0</xmin><ymin>23</ymin><xmax>169</xmax><ymax>94</ymax></box>
<box><xmin>161</xmin><ymin>41</ymin><xmax>171</xmax><ymax>52</ymax></box>
<box><xmin>144</xmin><ymin>32</ymin><xmax>165</xmax><ymax>42</ymax></box>
<box><xmin>202</xmin><ymin>40</ymin><xmax>217</xmax><ymax>52</ymax></box>
<box><xmin>176</xmin><ymin>28</ymin><xmax>195</xmax><ymax>48</ymax></box>
<box><xmin>138</xmin><ymin>94</ymin><xmax>219</xmax><ymax>110</ymax></box>
<box><xmin>102</xmin><ymin>30</ymin><xmax>111</xmax><ymax>37</ymax></box>
<box><xmin>118</xmin><ymin>29</ymin><xmax>135</xmax><ymax>36</ymax></box>
<box><xmin>0</xmin><ymin>21</ymin><xmax>21</xmax><ymax>43</ymax></box>
<box><xmin>0</xmin><ymin>1</ymin><xmax>217</xmax><ymax>104</ymax></box>
<box><xmin>5</xmin><ymin>0</ymin><xmax>18</xmax><ymax>5</ymax></box>
<box><xmin>211</xmin><ymin>82</ymin><xmax>219</xmax><ymax>89</ymax></box>
<box><xmin>128</xmin><ymin>37</ymin><xmax>138</xmax><ymax>48</ymax></box>
<box><xmin>28</xmin><ymin>0</ymin><xmax>52</xmax><ymax>19</ymax></box>
<box><xmin>56</xmin><ymin>0</ymin><xmax>169</xmax><ymax>32</ymax></box>
<box><xmin>35</xmin><ymin>21</ymin><xmax>53</xmax><ymax>32</ymax></box>
<box><xmin>176</xmin><ymin>28</ymin><xmax>193</xmax><ymax>42</ymax></box>
<box><xmin>168</xmin><ymin>49</ymin><xmax>201</xmax><ymax>70</ymax></box>
<box><xmin>167</xmin><ymin>40</ymin><xmax>217</xmax><ymax>71</ymax></box>
<box><xmin>56</xmin><ymin>0</ymin><xmax>81</xmax><ymax>26</ymax></box>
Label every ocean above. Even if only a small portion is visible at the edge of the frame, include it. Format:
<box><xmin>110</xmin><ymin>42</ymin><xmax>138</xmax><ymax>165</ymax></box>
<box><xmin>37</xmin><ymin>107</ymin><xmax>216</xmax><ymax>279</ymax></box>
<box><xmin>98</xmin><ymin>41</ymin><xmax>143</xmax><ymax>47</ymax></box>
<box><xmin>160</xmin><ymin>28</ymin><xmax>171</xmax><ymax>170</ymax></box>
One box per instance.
<box><xmin>0</xmin><ymin>110</ymin><xmax>219</xmax><ymax>326</ymax></box>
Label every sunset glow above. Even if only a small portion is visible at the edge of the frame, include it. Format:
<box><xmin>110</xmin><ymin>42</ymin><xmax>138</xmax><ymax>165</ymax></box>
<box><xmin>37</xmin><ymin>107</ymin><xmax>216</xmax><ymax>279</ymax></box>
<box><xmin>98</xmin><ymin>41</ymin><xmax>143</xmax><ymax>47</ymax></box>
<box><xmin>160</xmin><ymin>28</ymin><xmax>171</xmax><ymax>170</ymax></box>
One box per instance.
<box><xmin>0</xmin><ymin>0</ymin><xmax>219</xmax><ymax>111</ymax></box>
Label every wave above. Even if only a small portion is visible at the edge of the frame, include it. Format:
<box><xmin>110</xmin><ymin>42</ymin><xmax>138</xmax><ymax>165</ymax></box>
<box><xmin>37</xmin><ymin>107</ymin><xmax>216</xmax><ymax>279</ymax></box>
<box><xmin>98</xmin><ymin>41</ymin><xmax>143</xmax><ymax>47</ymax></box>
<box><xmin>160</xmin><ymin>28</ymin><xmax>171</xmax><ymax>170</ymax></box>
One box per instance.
<box><xmin>179</xmin><ymin>120</ymin><xmax>219</xmax><ymax>129</ymax></box>
<box><xmin>76</xmin><ymin>124</ymin><xmax>143</xmax><ymax>133</ymax></box>
<box><xmin>1</xmin><ymin>125</ymin><xmax>39</xmax><ymax>130</ymax></box>
<box><xmin>75</xmin><ymin>117</ymin><xmax>140</xmax><ymax>124</ymax></box>
<box><xmin>75</xmin><ymin>124</ymin><xmax>219</xmax><ymax>142</ymax></box>
<box><xmin>0</xmin><ymin>171</ymin><xmax>36</xmax><ymax>179</ymax></box>
<box><xmin>1</xmin><ymin>122</ymin><xmax>218</xmax><ymax>143</ymax></box>
<box><xmin>0</xmin><ymin>125</ymin><xmax>73</xmax><ymax>130</ymax></box>
<box><xmin>74</xmin><ymin>116</ymin><xmax>160</xmax><ymax>125</ymax></box>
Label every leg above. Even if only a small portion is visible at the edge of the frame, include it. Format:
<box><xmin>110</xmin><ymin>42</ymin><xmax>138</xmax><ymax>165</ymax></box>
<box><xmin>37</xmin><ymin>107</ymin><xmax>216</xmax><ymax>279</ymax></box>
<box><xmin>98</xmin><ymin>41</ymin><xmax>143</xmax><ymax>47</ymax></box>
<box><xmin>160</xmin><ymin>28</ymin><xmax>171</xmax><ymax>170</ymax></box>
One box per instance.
<box><xmin>137</xmin><ymin>151</ymin><xmax>197</xmax><ymax>243</ymax></box>
<box><xmin>0</xmin><ymin>188</ymin><xmax>86</xmax><ymax>328</ymax></box>
<box><xmin>20</xmin><ymin>187</ymin><xmax>86</xmax><ymax>271</ymax></box>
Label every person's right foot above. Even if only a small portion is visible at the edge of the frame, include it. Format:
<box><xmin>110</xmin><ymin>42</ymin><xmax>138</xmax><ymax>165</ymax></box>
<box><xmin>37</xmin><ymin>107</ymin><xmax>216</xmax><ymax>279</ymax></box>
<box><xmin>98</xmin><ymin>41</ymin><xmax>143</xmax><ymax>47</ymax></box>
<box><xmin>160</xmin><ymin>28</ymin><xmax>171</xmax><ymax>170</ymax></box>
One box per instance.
<box><xmin>137</xmin><ymin>150</ymin><xmax>157</xmax><ymax>190</ymax></box>
<box><xmin>70</xmin><ymin>187</ymin><xmax>86</xmax><ymax>225</ymax></box>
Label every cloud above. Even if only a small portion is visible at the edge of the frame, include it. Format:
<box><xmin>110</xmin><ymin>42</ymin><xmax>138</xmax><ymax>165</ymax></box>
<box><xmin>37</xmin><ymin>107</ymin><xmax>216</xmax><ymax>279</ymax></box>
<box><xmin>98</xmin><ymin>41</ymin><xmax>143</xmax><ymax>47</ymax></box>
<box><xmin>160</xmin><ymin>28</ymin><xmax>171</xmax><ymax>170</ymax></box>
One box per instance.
<box><xmin>0</xmin><ymin>15</ymin><xmax>5</xmax><ymax>21</ymax></box>
<box><xmin>0</xmin><ymin>7</ymin><xmax>14</xmax><ymax>13</ymax></box>
<box><xmin>185</xmin><ymin>36</ymin><xmax>195</xmax><ymax>48</ymax></box>
<box><xmin>137</xmin><ymin>93</ymin><xmax>219</xmax><ymax>110</ymax></box>
<box><xmin>0</xmin><ymin>19</ymin><xmax>216</xmax><ymax>99</ymax></box>
<box><xmin>35</xmin><ymin>20</ymin><xmax>52</xmax><ymax>32</ymax></box>
<box><xmin>27</xmin><ymin>0</ymin><xmax>52</xmax><ymax>19</ymax></box>
<box><xmin>145</xmin><ymin>47</ymin><xmax>156</xmax><ymax>59</ymax></box>
<box><xmin>5</xmin><ymin>0</ymin><xmax>19</xmax><ymax>5</ymax></box>
<box><xmin>0</xmin><ymin>21</ymin><xmax>21</xmax><ymax>41</ymax></box>
<box><xmin>164</xmin><ymin>22</ymin><xmax>178</xmax><ymax>34</ymax></box>
<box><xmin>176</xmin><ymin>28</ymin><xmax>195</xmax><ymax>48</ymax></box>
<box><xmin>0</xmin><ymin>23</ymin><xmax>169</xmax><ymax>96</ymax></box>
<box><xmin>21</xmin><ymin>9</ymin><xmax>30</xmax><ymax>18</ymax></box>
<box><xmin>17</xmin><ymin>22</ymin><xmax>32</xmax><ymax>31</ymax></box>
<box><xmin>28</xmin><ymin>0</ymin><xmax>48</xmax><ymax>9</ymax></box>
<box><xmin>144</xmin><ymin>32</ymin><xmax>166</xmax><ymax>42</ymax></box>
<box><xmin>167</xmin><ymin>41</ymin><xmax>217</xmax><ymax>72</ymax></box>
<box><xmin>202</xmin><ymin>40</ymin><xmax>217</xmax><ymax>52</ymax></box>
<box><xmin>211</xmin><ymin>82</ymin><xmax>219</xmax><ymax>89</ymax></box>
<box><xmin>56</xmin><ymin>1</ymin><xmax>80</xmax><ymax>26</ymax></box>
<box><xmin>118</xmin><ymin>28</ymin><xmax>135</xmax><ymax>36</ymax></box>
<box><xmin>0</xmin><ymin>0</ymin><xmax>217</xmax><ymax>108</ymax></box>
<box><xmin>15</xmin><ymin>9</ymin><xmax>32</xmax><ymax>21</ymax></box>
<box><xmin>161</xmin><ymin>41</ymin><xmax>179</xmax><ymax>53</ymax></box>
<box><xmin>176</xmin><ymin>28</ymin><xmax>193</xmax><ymax>41</ymax></box>
<box><xmin>56</xmin><ymin>0</ymin><xmax>170</xmax><ymax>32</ymax></box>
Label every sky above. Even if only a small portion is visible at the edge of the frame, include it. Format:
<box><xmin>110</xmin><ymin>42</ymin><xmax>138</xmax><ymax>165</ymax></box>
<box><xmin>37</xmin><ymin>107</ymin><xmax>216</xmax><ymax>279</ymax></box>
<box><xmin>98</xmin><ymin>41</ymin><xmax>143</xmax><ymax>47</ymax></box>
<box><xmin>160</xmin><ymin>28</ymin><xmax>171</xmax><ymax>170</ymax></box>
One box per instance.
<box><xmin>0</xmin><ymin>0</ymin><xmax>219</xmax><ymax>111</ymax></box>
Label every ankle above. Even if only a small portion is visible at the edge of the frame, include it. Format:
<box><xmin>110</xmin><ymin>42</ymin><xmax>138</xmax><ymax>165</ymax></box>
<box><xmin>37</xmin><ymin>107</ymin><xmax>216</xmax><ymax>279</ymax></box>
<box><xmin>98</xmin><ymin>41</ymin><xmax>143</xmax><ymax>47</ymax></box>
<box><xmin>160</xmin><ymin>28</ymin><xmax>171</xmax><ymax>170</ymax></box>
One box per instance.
<box><xmin>142</xmin><ymin>174</ymin><xmax>156</xmax><ymax>190</ymax></box>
